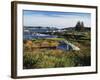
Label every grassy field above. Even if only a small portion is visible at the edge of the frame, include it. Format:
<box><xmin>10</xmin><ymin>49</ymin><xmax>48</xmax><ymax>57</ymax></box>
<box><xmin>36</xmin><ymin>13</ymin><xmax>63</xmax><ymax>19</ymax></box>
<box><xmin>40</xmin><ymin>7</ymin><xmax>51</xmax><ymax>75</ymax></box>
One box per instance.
<box><xmin>23</xmin><ymin>31</ymin><xmax>91</xmax><ymax>69</ymax></box>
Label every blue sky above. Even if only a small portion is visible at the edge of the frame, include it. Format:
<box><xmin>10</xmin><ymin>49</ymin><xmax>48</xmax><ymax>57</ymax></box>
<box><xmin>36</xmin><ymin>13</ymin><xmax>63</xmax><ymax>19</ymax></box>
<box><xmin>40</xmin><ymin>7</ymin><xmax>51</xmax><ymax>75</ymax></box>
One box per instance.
<box><xmin>23</xmin><ymin>10</ymin><xmax>91</xmax><ymax>28</ymax></box>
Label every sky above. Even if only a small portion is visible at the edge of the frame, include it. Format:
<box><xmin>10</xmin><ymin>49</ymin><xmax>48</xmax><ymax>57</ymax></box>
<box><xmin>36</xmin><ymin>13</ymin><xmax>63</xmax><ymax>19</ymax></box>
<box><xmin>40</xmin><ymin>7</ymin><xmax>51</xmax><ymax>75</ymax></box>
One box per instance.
<box><xmin>23</xmin><ymin>10</ymin><xmax>91</xmax><ymax>29</ymax></box>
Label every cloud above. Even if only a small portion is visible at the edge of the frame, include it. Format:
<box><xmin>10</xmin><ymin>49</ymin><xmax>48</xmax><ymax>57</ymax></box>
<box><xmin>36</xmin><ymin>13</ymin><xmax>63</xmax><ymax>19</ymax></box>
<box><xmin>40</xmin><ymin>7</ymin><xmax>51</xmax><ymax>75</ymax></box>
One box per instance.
<box><xmin>23</xmin><ymin>10</ymin><xmax>91</xmax><ymax>28</ymax></box>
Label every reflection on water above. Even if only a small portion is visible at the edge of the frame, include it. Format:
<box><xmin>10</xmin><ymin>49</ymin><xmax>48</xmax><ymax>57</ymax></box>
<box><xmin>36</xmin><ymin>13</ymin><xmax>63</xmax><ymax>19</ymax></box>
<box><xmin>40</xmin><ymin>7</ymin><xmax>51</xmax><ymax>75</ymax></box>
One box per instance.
<box><xmin>24</xmin><ymin>33</ymin><xmax>73</xmax><ymax>51</ymax></box>
<box><xmin>57</xmin><ymin>41</ymin><xmax>72</xmax><ymax>51</ymax></box>
<box><xmin>23</xmin><ymin>33</ymin><xmax>57</xmax><ymax>40</ymax></box>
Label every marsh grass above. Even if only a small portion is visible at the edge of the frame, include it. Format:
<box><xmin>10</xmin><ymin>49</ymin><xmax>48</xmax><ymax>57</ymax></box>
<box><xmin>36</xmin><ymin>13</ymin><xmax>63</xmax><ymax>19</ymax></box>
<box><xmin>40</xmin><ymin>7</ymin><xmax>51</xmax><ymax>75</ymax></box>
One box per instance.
<box><xmin>23</xmin><ymin>32</ymin><xmax>91</xmax><ymax>69</ymax></box>
<box><xmin>23</xmin><ymin>44</ymin><xmax>90</xmax><ymax>69</ymax></box>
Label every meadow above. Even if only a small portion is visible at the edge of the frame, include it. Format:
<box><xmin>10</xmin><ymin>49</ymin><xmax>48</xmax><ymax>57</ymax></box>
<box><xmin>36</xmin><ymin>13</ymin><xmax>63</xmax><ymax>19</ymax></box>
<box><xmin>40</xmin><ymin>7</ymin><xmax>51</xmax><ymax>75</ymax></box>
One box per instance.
<box><xmin>23</xmin><ymin>31</ymin><xmax>91</xmax><ymax>69</ymax></box>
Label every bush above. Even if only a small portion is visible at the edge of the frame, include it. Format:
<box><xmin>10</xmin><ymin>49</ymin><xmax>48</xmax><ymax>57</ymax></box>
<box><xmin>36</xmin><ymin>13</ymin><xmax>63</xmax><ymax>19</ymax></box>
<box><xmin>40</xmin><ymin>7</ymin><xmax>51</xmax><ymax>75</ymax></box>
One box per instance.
<box><xmin>23</xmin><ymin>49</ymin><xmax>83</xmax><ymax>69</ymax></box>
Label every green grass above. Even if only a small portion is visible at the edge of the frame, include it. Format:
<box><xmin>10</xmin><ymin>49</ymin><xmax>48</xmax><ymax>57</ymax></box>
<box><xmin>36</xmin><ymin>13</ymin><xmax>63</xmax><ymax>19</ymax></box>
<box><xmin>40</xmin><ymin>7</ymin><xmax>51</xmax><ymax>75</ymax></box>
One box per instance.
<box><xmin>47</xmin><ymin>38</ymin><xmax>65</xmax><ymax>41</ymax></box>
<box><xmin>23</xmin><ymin>31</ymin><xmax>91</xmax><ymax>69</ymax></box>
<box><xmin>23</xmin><ymin>49</ymin><xmax>82</xmax><ymax>69</ymax></box>
<box><xmin>31</xmin><ymin>38</ymin><xmax>65</xmax><ymax>42</ymax></box>
<box><xmin>23</xmin><ymin>42</ymin><xmax>90</xmax><ymax>69</ymax></box>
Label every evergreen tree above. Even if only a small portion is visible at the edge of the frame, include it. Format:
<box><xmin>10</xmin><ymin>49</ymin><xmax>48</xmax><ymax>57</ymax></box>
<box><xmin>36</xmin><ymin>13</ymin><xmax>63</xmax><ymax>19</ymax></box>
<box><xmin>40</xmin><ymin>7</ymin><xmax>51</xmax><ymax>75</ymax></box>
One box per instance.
<box><xmin>75</xmin><ymin>21</ymin><xmax>84</xmax><ymax>31</ymax></box>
